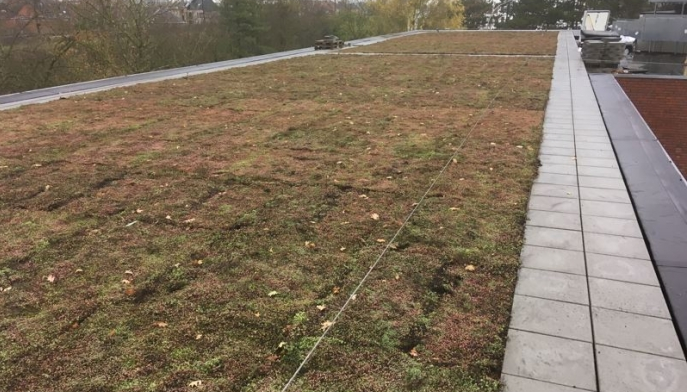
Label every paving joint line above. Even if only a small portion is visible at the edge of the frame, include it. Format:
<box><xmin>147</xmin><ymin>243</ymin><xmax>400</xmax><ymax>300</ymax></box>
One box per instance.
<box><xmin>565</xmin><ymin>34</ymin><xmax>601</xmax><ymax>392</ymax></box>
<box><xmin>501</xmin><ymin>372</ymin><xmax>597</xmax><ymax>392</ymax></box>
<box><xmin>594</xmin><ymin>342</ymin><xmax>686</xmax><ymax>361</ymax></box>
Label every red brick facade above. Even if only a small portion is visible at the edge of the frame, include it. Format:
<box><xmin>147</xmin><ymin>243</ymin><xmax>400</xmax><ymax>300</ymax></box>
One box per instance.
<box><xmin>617</xmin><ymin>76</ymin><xmax>687</xmax><ymax>176</ymax></box>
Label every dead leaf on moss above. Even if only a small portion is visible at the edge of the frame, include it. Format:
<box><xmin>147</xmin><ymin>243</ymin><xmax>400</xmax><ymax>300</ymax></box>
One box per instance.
<box><xmin>409</xmin><ymin>348</ymin><xmax>419</xmax><ymax>357</ymax></box>
<box><xmin>154</xmin><ymin>322</ymin><xmax>168</xmax><ymax>328</ymax></box>
<box><xmin>46</xmin><ymin>275</ymin><xmax>55</xmax><ymax>283</ymax></box>
<box><xmin>370</xmin><ymin>213</ymin><xmax>379</xmax><ymax>220</ymax></box>
<box><xmin>188</xmin><ymin>380</ymin><xmax>202</xmax><ymax>387</ymax></box>
<box><xmin>316</xmin><ymin>305</ymin><xmax>326</xmax><ymax>311</ymax></box>
<box><xmin>465</xmin><ymin>265</ymin><xmax>476</xmax><ymax>272</ymax></box>
<box><xmin>321</xmin><ymin>320</ymin><xmax>334</xmax><ymax>330</ymax></box>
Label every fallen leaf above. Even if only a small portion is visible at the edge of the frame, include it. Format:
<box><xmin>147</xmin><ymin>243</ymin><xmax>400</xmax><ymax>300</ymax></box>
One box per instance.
<box><xmin>321</xmin><ymin>320</ymin><xmax>334</xmax><ymax>330</ymax></box>
<box><xmin>409</xmin><ymin>348</ymin><xmax>419</xmax><ymax>357</ymax></box>
<box><xmin>194</xmin><ymin>260</ymin><xmax>203</xmax><ymax>265</ymax></box>
<box><xmin>459</xmin><ymin>178</ymin><xmax>465</xmax><ymax>181</ymax></box>
<box><xmin>449</xmin><ymin>207</ymin><xmax>459</xmax><ymax>211</ymax></box>
<box><xmin>165</xmin><ymin>215</ymin><xmax>172</xmax><ymax>220</ymax></box>
<box><xmin>75</xmin><ymin>268</ymin><xmax>83</xmax><ymax>273</ymax></box>
<box><xmin>376</xmin><ymin>239</ymin><xmax>386</xmax><ymax>243</ymax></box>
<box><xmin>305</xmin><ymin>241</ymin><xmax>316</xmax><ymax>249</ymax></box>
<box><xmin>183</xmin><ymin>218</ymin><xmax>196</xmax><ymax>223</ymax></box>
<box><xmin>370</xmin><ymin>213</ymin><xmax>380</xmax><ymax>221</ymax></box>
<box><xmin>278</xmin><ymin>341</ymin><xmax>287</xmax><ymax>348</ymax></box>
<box><xmin>332</xmin><ymin>286</ymin><xmax>340</xmax><ymax>294</ymax></box>
<box><xmin>389</xmin><ymin>243</ymin><xmax>398</xmax><ymax>250</ymax></box>
<box><xmin>46</xmin><ymin>274</ymin><xmax>55</xmax><ymax>283</ymax></box>
<box><xmin>268</xmin><ymin>291</ymin><xmax>278</xmax><ymax>297</ymax></box>
<box><xmin>124</xmin><ymin>270</ymin><xmax>134</xmax><ymax>275</ymax></box>
<box><xmin>255</xmin><ymin>312</ymin><xmax>261</xmax><ymax>317</ymax></box>
<box><xmin>173</xmin><ymin>263</ymin><xmax>181</xmax><ymax>268</ymax></box>
<box><xmin>125</xmin><ymin>220</ymin><xmax>138</xmax><ymax>227</ymax></box>
<box><xmin>121</xmin><ymin>279</ymin><xmax>131</xmax><ymax>284</ymax></box>
<box><xmin>339</xmin><ymin>247</ymin><xmax>346</xmax><ymax>251</ymax></box>
<box><xmin>465</xmin><ymin>265</ymin><xmax>476</xmax><ymax>272</ymax></box>
<box><xmin>188</xmin><ymin>380</ymin><xmax>202</xmax><ymax>387</ymax></box>
<box><xmin>44</xmin><ymin>185</ymin><xmax>51</xmax><ymax>191</ymax></box>
<box><xmin>386</xmin><ymin>176</ymin><xmax>393</xmax><ymax>179</ymax></box>
<box><xmin>490</xmin><ymin>142</ymin><xmax>496</xmax><ymax>146</ymax></box>
<box><xmin>516</xmin><ymin>145</ymin><xmax>524</xmax><ymax>149</ymax></box>
<box><xmin>489</xmin><ymin>167</ymin><xmax>493</xmax><ymax>171</ymax></box>
<box><xmin>154</xmin><ymin>322</ymin><xmax>168</xmax><ymax>328</ymax></box>
<box><xmin>316</xmin><ymin>305</ymin><xmax>326</xmax><ymax>311</ymax></box>
<box><xmin>136</xmin><ymin>208</ymin><xmax>144</xmax><ymax>213</ymax></box>
<box><xmin>359</xmin><ymin>194</ymin><xmax>368</xmax><ymax>199</ymax></box>
<box><xmin>452</xmin><ymin>158</ymin><xmax>458</xmax><ymax>164</ymax></box>
<box><xmin>395</xmin><ymin>274</ymin><xmax>400</xmax><ymax>280</ymax></box>
<box><xmin>195</xmin><ymin>334</ymin><xmax>203</xmax><ymax>340</ymax></box>
<box><xmin>350</xmin><ymin>294</ymin><xmax>357</xmax><ymax>300</ymax></box>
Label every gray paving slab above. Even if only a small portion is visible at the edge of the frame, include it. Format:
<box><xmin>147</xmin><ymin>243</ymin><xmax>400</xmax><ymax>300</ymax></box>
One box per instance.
<box><xmin>589</xmin><ymin>277</ymin><xmax>671</xmax><ymax>318</ymax></box>
<box><xmin>528</xmin><ymin>210</ymin><xmax>581</xmax><ymax>231</ymax></box>
<box><xmin>576</xmin><ymin>149</ymin><xmax>616</xmax><ymax>159</ymax></box>
<box><xmin>502</xmin><ymin>374</ymin><xmax>594</xmax><ymax>392</ymax></box>
<box><xmin>578</xmin><ymin>175</ymin><xmax>626</xmax><ymax>190</ymax></box>
<box><xmin>539</xmin><ymin>155</ymin><xmax>577</xmax><ymax>167</ymax></box>
<box><xmin>521</xmin><ymin>245</ymin><xmax>586</xmax><ymax>275</ymax></box>
<box><xmin>576</xmin><ymin>156</ymin><xmax>620</xmax><ymax>168</ymax></box>
<box><xmin>543</xmin><ymin>134</ymin><xmax>575</xmax><ymax>142</ymax></box>
<box><xmin>574</xmin><ymin>129</ymin><xmax>608</xmax><ymax>136</ymax></box>
<box><xmin>577</xmin><ymin>166</ymin><xmax>622</xmax><ymax>179</ymax></box>
<box><xmin>587</xmin><ymin>253</ymin><xmax>660</xmax><ymax>286</ymax></box>
<box><xmin>525</xmin><ymin>226</ymin><xmax>583</xmax><ymax>251</ymax></box>
<box><xmin>516</xmin><ymin>268</ymin><xmax>589</xmax><ymax>305</ymax></box>
<box><xmin>576</xmin><ymin>135</ymin><xmax>611</xmax><ymax>144</ymax></box>
<box><xmin>531</xmin><ymin>183</ymin><xmax>578</xmax><ymax>199</ymax></box>
<box><xmin>511</xmin><ymin>295</ymin><xmax>592</xmax><ymax>341</ymax></box>
<box><xmin>540</xmin><ymin>146</ymin><xmax>576</xmax><ymax>156</ymax></box>
<box><xmin>593</xmin><ymin>307</ymin><xmax>684</xmax><ymax>360</ymax></box>
<box><xmin>544</xmin><ymin>127</ymin><xmax>575</xmax><ymax>135</ymax></box>
<box><xmin>584</xmin><ymin>232</ymin><xmax>651</xmax><ymax>260</ymax></box>
<box><xmin>582</xmin><ymin>215</ymin><xmax>642</xmax><ymax>238</ymax></box>
<box><xmin>596</xmin><ymin>345</ymin><xmax>687</xmax><ymax>392</ymax></box>
<box><xmin>581</xmin><ymin>200</ymin><xmax>636</xmax><ymax>219</ymax></box>
<box><xmin>535</xmin><ymin>173</ymin><xmax>578</xmax><ymax>186</ymax></box>
<box><xmin>502</xmin><ymin>329</ymin><xmax>596</xmax><ymax>390</ymax></box>
<box><xmin>576</xmin><ymin>142</ymin><xmax>613</xmax><ymax>151</ymax></box>
<box><xmin>540</xmin><ymin>163</ymin><xmax>577</xmax><ymax>176</ymax></box>
<box><xmin>542</xmin><ymin>140</ymin><xmax>575</xmax><ymax>149</ymax></box>
<box><xmin>579</xmin><ymin>187</ymin><xmax>631</xmax><ymax>204</ymax></box>
<box><xmin>528</xmin><ymin>195</ymin><xmax>580</xmax><ymax>214</ymax></box>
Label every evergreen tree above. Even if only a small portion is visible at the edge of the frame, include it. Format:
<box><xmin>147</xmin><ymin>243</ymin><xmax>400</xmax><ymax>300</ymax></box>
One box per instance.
<box><xmin>221</xmin><ymin>0</ymin><xmax>264</xmax><ymax>57</ymax></box>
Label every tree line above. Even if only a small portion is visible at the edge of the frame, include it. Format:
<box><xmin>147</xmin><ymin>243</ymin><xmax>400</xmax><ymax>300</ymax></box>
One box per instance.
<box><xmin>0</xmin><ymin>0</ymin><xmax>466</xmax><ymax>94</ymax></box>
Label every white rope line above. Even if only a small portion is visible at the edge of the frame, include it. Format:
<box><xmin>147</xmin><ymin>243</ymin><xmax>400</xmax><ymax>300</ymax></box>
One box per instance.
<box><xmin>280</xmin><ymin>58</ymin><xmax>530</xmax><ymax>391</ymax></box>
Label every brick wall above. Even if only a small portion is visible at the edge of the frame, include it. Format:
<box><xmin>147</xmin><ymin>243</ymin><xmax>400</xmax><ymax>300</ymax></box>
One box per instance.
<box><xmin>616</xmin><ymin>76</ymin><xmax>687</xmax><ymax>176</ymax></box>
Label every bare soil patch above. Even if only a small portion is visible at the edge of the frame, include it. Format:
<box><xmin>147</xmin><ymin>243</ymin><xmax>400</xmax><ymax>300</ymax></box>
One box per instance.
<box><xmin>349</xmin><ymin>31</ymin><xmax>559</xmax><ymax>55</ymax></box>
<box><xmin>0</xmin><ymin>33</ymin><xmax>554</xmax><ymax>392</ymax></box>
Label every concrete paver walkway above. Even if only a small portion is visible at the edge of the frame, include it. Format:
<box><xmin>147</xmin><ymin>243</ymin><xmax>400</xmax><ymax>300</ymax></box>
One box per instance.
<box><xmin>501</xmin><ymin>31</ymin><xmax>687</xmax><ymax>392</ymax></box>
